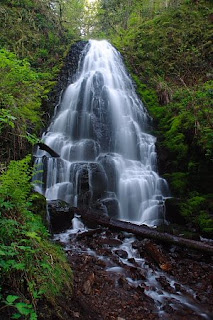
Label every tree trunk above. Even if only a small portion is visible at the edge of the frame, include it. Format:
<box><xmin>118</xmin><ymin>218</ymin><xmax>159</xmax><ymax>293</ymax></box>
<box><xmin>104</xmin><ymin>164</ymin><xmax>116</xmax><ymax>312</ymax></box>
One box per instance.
<box><xmin>37</xmin><ymin>142</ymin><xmax>60</xmax><ymax>157</ymax></box>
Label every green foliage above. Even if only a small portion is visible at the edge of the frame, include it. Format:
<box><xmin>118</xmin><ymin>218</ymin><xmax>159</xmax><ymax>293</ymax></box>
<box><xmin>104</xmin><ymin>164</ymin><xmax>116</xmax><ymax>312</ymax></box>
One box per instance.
<box><xmin>0</xmin><ymin>0</ymin><xmax>81</xmax><ymax>67</ymax></box>
<box><xmin>197</xmin><ymin>211</ymin><xmax>213</xmax><ymax>234</ymax></box>
<box><xmin>0</xmin><ymin>156</ymin><xmax>73</xmax><ymax>319</ymax></box>
<box><xmin>93</xmin><ymin>0</ymin><xmax>184</xmax><ymax>39</ymax></box>
<box><xmin>24</xmin><ymin>133</ymin><xmax>41</xmax><ymax>146</ymax></box>
<box><xmin>165</xmin><ymin>172</ymin><xmax>189</xmax><ymax>197</ymax></box>
<box><xmin>4</xmin><ymin>296</ymin><xmax>37</xmax><ymax>320</ymax></box>
<box><xmin>180</xmin><ymin>192</ymin><xmax>213</xmax><ymax>234</ymax></box>
<box><xmin>0</xmin><ymin>109</ymin><xmax>16</xmax><ymax>132</ymax></box>
<box><xmin>0</xmin><ymin>0</ymin><xmax>84</xmax><ymax>162</ymax></box>
<box><xmin>0</xmin><ymin>155</ymin><xmax>32</xmax><ymax>210</ymax></box>
<box><xmin>0</xmin><ymin>49</ymin><xmax>43</xmax><ymax>126</ymax></box>
<box><xmin>0</xmin><ymin>49</ymin><xmax>46</xmax><ymax>161</ymax></box>
<box><xmin>181</xmin><ymin>193</ymin><xmax>206</xmax><ymax>217</ymax></box>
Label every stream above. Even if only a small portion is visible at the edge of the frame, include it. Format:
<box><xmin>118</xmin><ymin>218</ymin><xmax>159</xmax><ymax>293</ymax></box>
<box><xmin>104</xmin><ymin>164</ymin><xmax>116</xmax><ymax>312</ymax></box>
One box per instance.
<box><xmin>53</xmin><ymin>216</ymin><xmax>213</xmax><ymax>320</ymax></box>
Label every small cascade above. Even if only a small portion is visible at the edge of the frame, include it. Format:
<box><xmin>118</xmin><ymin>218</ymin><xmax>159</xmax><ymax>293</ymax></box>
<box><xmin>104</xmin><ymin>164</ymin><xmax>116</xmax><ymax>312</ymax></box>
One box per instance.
<box><xmin>34</xmin><ymin>40</ymin><xmax>170</xmax><ymax>226</ymax></box>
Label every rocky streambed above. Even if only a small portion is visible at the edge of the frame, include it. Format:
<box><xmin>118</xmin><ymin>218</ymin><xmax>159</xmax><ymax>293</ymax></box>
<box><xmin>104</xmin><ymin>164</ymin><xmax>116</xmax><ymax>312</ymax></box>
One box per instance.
<box><xmin>52</xmin><ymin>213</ymin><xmax>213</xmax><ymax>320</ymax></box>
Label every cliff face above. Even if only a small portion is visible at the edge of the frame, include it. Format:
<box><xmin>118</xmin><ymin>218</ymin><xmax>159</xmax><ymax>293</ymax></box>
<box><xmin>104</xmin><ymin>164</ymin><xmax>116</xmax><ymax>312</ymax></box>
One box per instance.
<box><xmin>42</xmin><ymin>41</ymin><xmax>88</xmax><ymax>128</ymax></box>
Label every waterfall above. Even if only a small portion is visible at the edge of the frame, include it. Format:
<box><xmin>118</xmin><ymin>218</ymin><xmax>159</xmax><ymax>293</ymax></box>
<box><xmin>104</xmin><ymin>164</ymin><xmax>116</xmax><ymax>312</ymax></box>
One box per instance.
<box><xmin>34</xmin><ymin>40</ymin><xmax>170</xmax><ymax>226</ymax></box>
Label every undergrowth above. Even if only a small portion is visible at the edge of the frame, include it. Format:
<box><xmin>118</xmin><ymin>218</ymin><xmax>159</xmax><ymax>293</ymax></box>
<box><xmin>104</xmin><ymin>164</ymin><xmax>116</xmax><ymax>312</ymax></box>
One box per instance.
<box><xmin>0</xmin><ymin>155</ymin><xmax>73</xmax><ymax>319</ymax></box>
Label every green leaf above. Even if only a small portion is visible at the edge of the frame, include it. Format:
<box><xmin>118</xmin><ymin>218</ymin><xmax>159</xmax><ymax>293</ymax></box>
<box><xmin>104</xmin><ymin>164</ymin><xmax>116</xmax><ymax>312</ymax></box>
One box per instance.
<box><xmin>6</xmin><ymin>295</ymin><xmax>19</xmax><ymax>304</ymax></box>
<box><xmin>11</xmin><ymin>313</ymin><xmax>22</xmax><ymax>319</ymax></box>
<box><xmin>30</xmin><ymin>312</ymin><xmax>38</xmax><ymax>320</ymax></box>
<box><xmin>26</xmin><ymin>231</ymin><xmax>41</xmax><ymax>241</ymax></box>
<box><xmin>15</xmin><ymin>302</ymin><xmax>32</xmax><ymax>315</ymax></box>
<box><xmin>13</xmin><ymin>262</ymin><xmax>26</xmax><ymax>270</ymax></box>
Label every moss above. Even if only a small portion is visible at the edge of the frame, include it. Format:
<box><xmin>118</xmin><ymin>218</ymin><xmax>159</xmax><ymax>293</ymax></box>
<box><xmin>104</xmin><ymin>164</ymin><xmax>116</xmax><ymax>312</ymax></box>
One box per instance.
<box><xmin>165</xmin><ymin>172</ymin><xmax>189</xmax><ymax>197</ymax></box>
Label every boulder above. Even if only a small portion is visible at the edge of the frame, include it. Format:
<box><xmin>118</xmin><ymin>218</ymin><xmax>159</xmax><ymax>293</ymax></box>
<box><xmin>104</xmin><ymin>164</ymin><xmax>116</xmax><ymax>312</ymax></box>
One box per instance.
<box><xmin>47</xmin><ymin>199</ymin><xmax>75</xmax><ymax>233</ymax></box>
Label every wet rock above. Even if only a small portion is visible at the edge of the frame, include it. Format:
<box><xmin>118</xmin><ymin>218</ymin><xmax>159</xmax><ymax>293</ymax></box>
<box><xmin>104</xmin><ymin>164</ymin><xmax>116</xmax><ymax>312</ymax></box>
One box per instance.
<box><xmin>157</xmin><ymin>276</ymin><xmax>176</xmax><ymax>293</ymax></box>
<box><xmin>69</xmin><ymin>139</ymin><xmax>100</xmax><ymax>161</ymax></box>
<box><xmin>99</xmin><ymin>238</ymin><xmax>122</xmax><ymax>246</ymax></box>
<box><xmin>162</xmin><ymin>304</ymin><xmax>174</xmax><ymax>313</ymax></box>
<box><xmin>56</xmin><ymin>223</ymin><xmax>213</xmax><ymax>320</ymax></box>
<box><xmin>91</xmin><ymin>200</ymin><xmax>108</xmax><ymax>216</ymax></box>
<box><xmin>83</xmin><ymin>273</ymin><xmax>95</xmax><ymax>295</ymax></box>
<box><xmin>174</xmin><ymin>283</ymin><xmax>181</xmax><ymax>291</ymax></box>
<box><xmin>143</xmin><ymin>240</ymin><xmax>172</xmax><ymax>272</ymax></box>
<box><xmin>97</xmin><ymin>153</ymin><xmax>117</xmax><ymax>192</ymax></box>
<box><xmin>117</xmin><ymin>233</ymin><xmax>126</xmax><ymax>241</ymax></box>
<box><xmin>101</xmin><ymin>197</ymin><xmax>120</xmax><ymax>218</ymax></box>
<box><xmin>74</xmin><ymin>162</ymin><xmax>108</xmax><ymax>207</ymax></box>
<box><xmin>74</xmin><ymin>164</ymin><xmax>90</xmax><ymax>206</ymax></box>
<box><xmin>89</xmin><ymin>163</ymin><xmax>108</xmax><ymax>200</ymax></box>
<box><xmin>47</xmin><ymin>200</ymin><xmax>75</xmax><ymax>233</ymax></box>
<box><xmin>76</xmin><ymin>228</ymin><xmax>103</xmax><ymax>240</ymax></box>
<box><xmin>128</xmin><ymin>258</ymin><xmax>136</xmax><ymax>264</ymax></box>
<box><xmin>115</xmin><ymin>250</ymin><xmax>128</xmax><ymax>259</ymax></box>
<box><xmin>131</xmin><ymin>268</ymin><xmax>146</xmax><ymax>280</ymax></box>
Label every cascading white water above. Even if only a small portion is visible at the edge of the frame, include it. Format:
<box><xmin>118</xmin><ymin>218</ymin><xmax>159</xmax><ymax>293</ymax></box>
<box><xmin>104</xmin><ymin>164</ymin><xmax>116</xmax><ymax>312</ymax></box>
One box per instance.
<box><xmin>34</xmin><ymin>40</ymin><xmax>170</xmax><ymax>226</ymax></box>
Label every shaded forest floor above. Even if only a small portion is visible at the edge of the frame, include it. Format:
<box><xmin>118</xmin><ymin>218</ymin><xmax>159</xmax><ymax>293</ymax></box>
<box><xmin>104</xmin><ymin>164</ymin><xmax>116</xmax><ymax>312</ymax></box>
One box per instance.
<box><xmin>54</xmin><ymin>226</ymin><xmax>213</xmax><ymax>320</ymax></box>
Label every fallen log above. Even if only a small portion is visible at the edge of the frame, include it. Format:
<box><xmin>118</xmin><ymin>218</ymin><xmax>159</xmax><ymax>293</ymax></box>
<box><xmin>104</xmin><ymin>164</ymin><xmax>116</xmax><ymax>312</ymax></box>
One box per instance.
<box><xmin>76</xmin><ymin>209</ymin><xmax>213</xmax><ymax>255</ymax></box>
<box><xmin>37</xmin><ymin>142</ymin><xmax>60</xmax><ymax>157</ymax></box>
